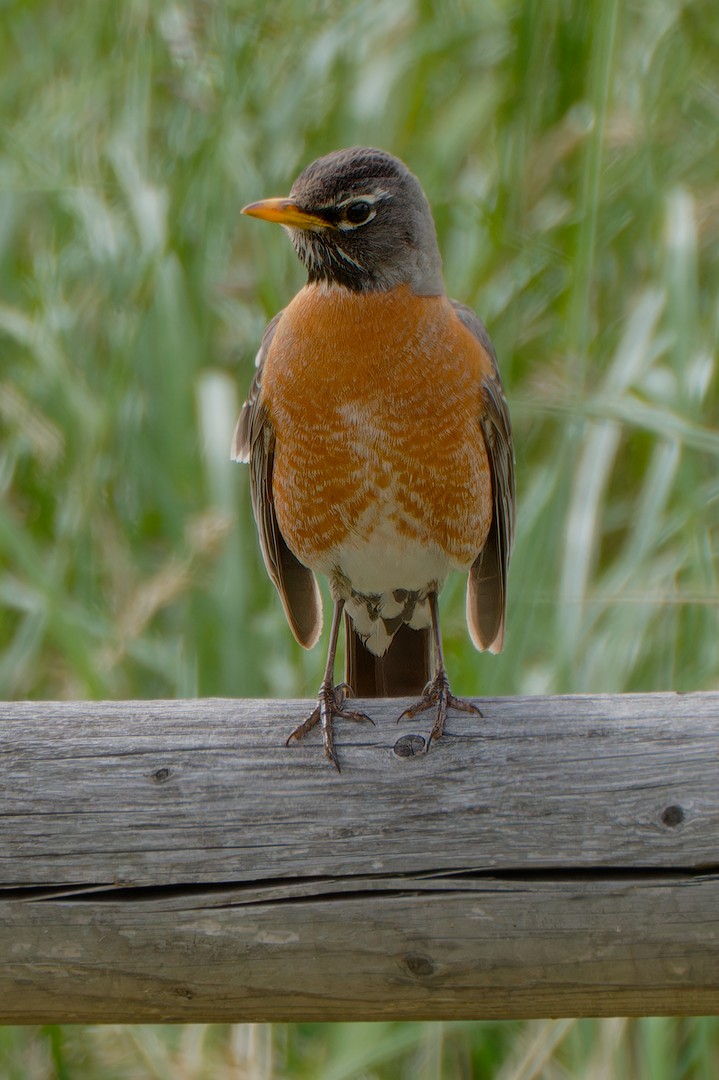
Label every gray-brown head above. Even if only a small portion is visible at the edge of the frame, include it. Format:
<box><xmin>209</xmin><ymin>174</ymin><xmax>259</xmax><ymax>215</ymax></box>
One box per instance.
<box><xmin>242</xmin><ymin>147</ymin><xmax>445</xmax><ymax>295</ymax></box>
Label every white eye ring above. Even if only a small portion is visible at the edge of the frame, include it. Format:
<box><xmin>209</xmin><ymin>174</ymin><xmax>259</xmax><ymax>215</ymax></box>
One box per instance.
<box><xmin>338</xmin><ymin>199</ymin><xmax>376</xmax><ymax>231</ymax></box>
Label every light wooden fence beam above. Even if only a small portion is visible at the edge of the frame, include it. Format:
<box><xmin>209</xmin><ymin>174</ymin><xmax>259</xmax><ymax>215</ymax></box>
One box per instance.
<box><xmin>1</xmin><ymin>693</ymin><xmax>718</xmax><ymax>1022</ymax></box>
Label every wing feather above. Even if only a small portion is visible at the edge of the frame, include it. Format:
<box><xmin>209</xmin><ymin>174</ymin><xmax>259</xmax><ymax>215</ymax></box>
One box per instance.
<box><xmin>232</xmin><ymin>312</ymin><xmax>323</xmax><ymax>649</ymax></box>
<box><xmin>452</xmin><ymin>302</ymin><xmax>515</xmax><ymax>653</ymax></box>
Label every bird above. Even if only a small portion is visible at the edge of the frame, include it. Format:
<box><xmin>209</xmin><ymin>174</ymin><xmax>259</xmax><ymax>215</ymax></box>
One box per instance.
<box><xmin>233</xmin><ymin>147</ymin><xmax>514</xmax><ymax>770</ymax></box>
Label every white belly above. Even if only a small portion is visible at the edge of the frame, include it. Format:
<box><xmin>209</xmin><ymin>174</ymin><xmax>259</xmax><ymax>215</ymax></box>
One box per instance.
<box><xmin>321</xmin><ymin>513</ymin><xmax>455</xmax><ymax>656</ymax></box>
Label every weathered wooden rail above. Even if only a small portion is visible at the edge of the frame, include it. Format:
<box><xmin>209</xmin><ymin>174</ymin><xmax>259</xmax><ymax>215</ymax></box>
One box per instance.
<box><xmin>1</xmin><ymin>693</ymin><xmax>718</xmax><ymax>1022</ymax></box>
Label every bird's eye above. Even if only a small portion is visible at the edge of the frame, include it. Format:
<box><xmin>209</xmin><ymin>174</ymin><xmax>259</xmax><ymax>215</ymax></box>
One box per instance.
<box><xmin>344</xmin><ymin>200</ymin><xmax>372</xmax><ymax>226</ymax></box>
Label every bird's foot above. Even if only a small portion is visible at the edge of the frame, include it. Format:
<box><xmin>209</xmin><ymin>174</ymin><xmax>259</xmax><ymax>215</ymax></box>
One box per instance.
<box><xmin>398</xmin><ymin>669</ymin><xmax>481</xmax><ymax>746</ymax></box>
<box><xmin>286</xmin><ymin>681</ymin><xmax>374</xmax><ymax>772</ymax></box>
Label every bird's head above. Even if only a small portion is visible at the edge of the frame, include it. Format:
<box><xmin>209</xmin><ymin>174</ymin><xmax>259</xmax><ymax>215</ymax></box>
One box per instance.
<box><xmin>242</xmin><ymin>147</ymin><xmax>444</xmax><ymax>295</ymax></box>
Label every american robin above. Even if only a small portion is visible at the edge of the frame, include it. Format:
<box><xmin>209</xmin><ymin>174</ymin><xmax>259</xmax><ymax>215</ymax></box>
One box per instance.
<box><xmin>233</xmin><ymin>147</ymin><xmax>515</xmax><ymax>770</ymax></box>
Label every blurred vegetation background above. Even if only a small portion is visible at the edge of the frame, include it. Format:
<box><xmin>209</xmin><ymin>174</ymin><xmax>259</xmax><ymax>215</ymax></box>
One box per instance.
<box><xmin>1</xmin><ymin>0</ymin><xmax>718</xmax><ymax>1075</ymax></box>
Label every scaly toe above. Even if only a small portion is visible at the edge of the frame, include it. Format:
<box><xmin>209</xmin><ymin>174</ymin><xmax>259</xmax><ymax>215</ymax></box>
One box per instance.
<box><xmin>285</xmin><ymin>684</ymin><xmax>374</xmax><ymax>770</ymax></box>
<box><xmin>285</xmin><ymin>705</ymin><xmax>321</xmax><ymax>746</ymax></box>
<box><xmin>397</xmin><ymin>672</ymin><xmax>482</xmax><ymax>746</ymax></box>
<box><xmin>446</xmin><ymin>693</ymin><xmax>482</xmax><ymax>717</ymax></box>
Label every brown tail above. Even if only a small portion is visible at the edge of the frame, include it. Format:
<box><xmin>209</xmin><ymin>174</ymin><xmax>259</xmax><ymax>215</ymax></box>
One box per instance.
<box><xmin>345</xmin><ymin>616</ymin><xmax>431</xmax><ymax>697</ymax></box>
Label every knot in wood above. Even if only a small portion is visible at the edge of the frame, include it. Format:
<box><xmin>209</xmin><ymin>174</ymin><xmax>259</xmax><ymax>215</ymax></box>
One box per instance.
<box><xmin>661</xmin><ymin>804</ymin><xmax>684</xmax><ymax>828</ymax></box>
<box><xmin>151</xmin><ymin>767</ymin><xmax>172</xmax><ymax>784</ymax></box>
<box><xmin>393</xmin><ymin>734</ymin><xmax>426</xmax><ymax>758</ymax></box>
<box><xmin>405</xmin><ymin>953</ymin><xmax>435</xmax><ymax>978</ymax></box>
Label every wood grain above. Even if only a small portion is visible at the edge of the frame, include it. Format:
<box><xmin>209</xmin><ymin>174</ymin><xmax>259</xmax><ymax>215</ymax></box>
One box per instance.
<box><xmin>1</xmin><ymin>693</ymin><xmax>718</xmax><ymax>1021</ymax></box>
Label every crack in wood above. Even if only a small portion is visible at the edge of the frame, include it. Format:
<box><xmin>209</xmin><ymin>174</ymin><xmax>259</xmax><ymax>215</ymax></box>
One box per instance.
<box><xmin>2</xmin><ymin>865</ymin><xmax>717</xmax><ymax>907</ymax></box>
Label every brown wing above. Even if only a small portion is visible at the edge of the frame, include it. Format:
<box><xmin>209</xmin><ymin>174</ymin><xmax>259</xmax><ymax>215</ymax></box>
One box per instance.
<box><xmin>452</xmin><ymin>302</ymin><xmax>515</xmax><ymax>654</ymax></box>
<box><xmin>232</xmin><ymin>313</ymin><xmax>323</xmax><ymax>649</ymax></box>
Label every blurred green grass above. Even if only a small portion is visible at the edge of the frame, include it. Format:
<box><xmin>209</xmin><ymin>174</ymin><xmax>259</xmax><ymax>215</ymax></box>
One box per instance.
<box><xmin>2</xmin><ymin>1018</ymin><xmax>719</xmax><ymax>1079</ymax></box>
<box><xmin>1</xmin><ymin>0</ymin><xmax>718</xmax><ymax>1075</ymax></box>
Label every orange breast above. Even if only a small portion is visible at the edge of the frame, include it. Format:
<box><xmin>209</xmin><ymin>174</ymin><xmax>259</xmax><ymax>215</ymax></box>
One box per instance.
<box><xmin>260</xmin><ymin>284</ymin><xmax>494</xmax><ymax>573</ymax></box>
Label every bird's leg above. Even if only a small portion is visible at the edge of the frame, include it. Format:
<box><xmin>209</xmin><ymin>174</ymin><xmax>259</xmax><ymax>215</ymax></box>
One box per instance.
<box><xmin>286</xmin><ymin>598</ymin><xmax>373</xmax><ymax>771</ymax></box>
<box><xmin>398</xmin><ymin>592</ymin><xmax>481</xmax><ymax>745</ymax></box>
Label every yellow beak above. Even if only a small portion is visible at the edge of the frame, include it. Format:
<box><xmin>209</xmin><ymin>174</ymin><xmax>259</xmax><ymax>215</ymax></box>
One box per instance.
<box><xmin>241</xmin><ymin>197</ymin><xmax>327</xmax><ymax>230</ymax></box>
